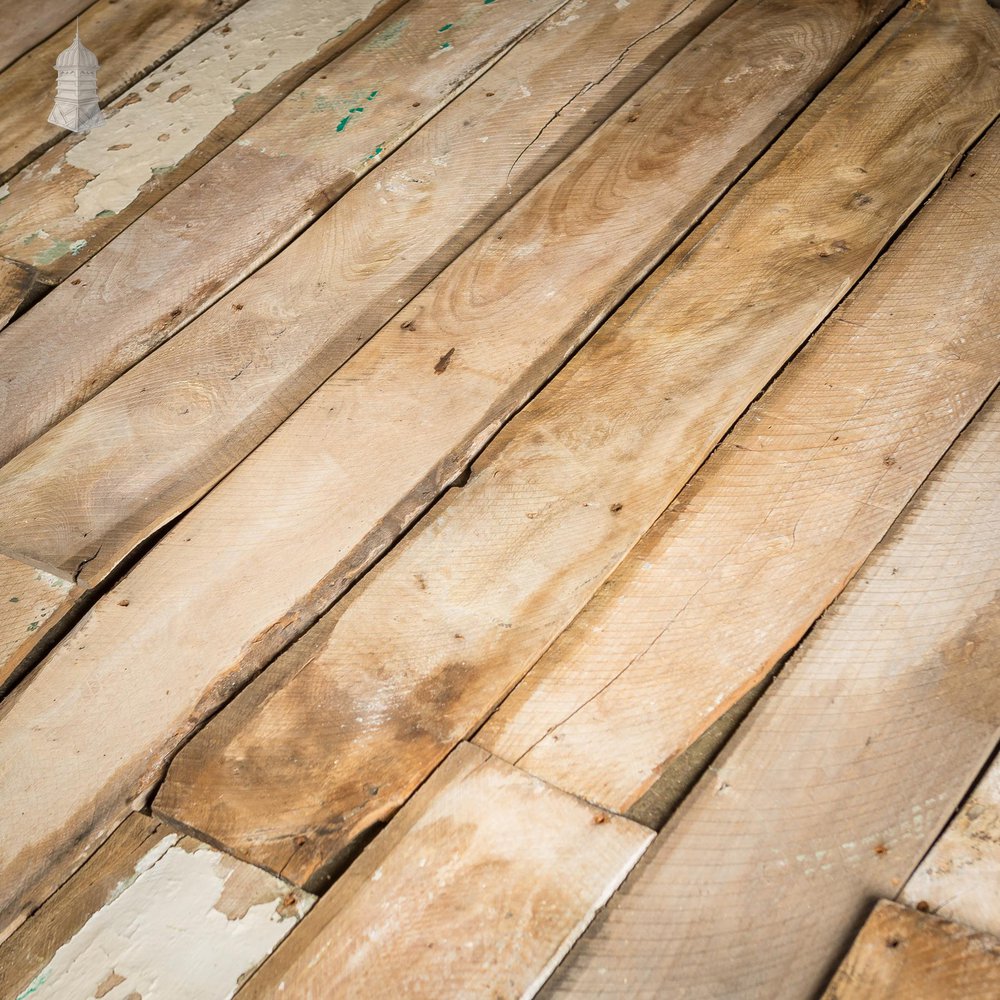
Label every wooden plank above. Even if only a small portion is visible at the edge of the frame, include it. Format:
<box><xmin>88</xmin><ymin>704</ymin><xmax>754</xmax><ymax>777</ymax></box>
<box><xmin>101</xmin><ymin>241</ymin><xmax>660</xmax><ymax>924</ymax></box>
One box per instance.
<box><xmin>820</xmin><ymin>901</ymin><xmax>1000</xmax><ymax>1000</ymax></box>
<box><xmin>239</xmin><ymin>743</ymin><xmax>651</xmax><ymax>999</ymax></box>
<box><xmin>0</xmin><ymin>0</ymin><xmax>403</xmax><ymax>298</ymax></box>
<box><xmin>152</xmin><ymin>0</ymin><xmax>1000</xmax><ymax>889</ymax></box>
<box><xmin>0</xmin><ymin>0</ymin><xmax>733</xmax><ymax>475</ymax></box>
<box><xmin>0</xmin><ymin>0</ymin><xmax>909</xmax><ymax>936</ymax></box>
<box><xmin>0</xmin><ymin>812</ymin><xmax>314</xmax><ymax>989</ymax></box>
<box><xmin>540</xmin><ymin>393</ymin><xmax>1000</xmax><ymax>999</ymax></box>
<box><xmin>901</xmin><ymin>750</ymin><xmax>1000</xmax><ymax>936</ymax></box>
<box><xmin>0</xmin><ymin>257</ymin><xmax>36</xmax><ymax>327</ymax></box>
<box><xmin>0</xmin><ymin>0</ymin><xmax>94</xmax><ymax>73</ymax></box>
<box><xmin>0</xmin><ymin>0</ymin><xmax>248</xmax><ymax>186</ymax></box>
<box><xmin>476</xmin><ymin>124</ymin><xmax>1000</xmax><ymax>813</ymax></box>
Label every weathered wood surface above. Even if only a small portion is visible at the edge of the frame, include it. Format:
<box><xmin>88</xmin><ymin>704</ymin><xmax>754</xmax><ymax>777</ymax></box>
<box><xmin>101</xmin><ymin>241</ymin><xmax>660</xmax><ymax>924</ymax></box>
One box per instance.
<box><xmin>477</xmin><ymin>124</ymin><xmax>1000</xmax><ymax>813</ymax></box>
<box><xmin>240</xmin><ymin>743</ymin><xmax>651</xmax><ymax>998</ymax></box>
<box><xmin>153</xmin><ymin>0</ymin><xmax>999</xmax><ymax>889</ymax></box>
<box><xmin>0</xmin><ymin>257</ymin><xmax>36</xmax><ymax>328</ymax></box>
<box><xmin>0</xmin><ymin>0</ymin><xmax>731</xmax><ymax>478</ymax></box>
<box><xmin>901</xmin><ymin>749</ymin><xmax>1000</xmax><ymax>936</ymax></box>
<box><xmin>0</xmin><ymin>0</ymin><xmax>248</xmax><ymax>185</ymax></box>
<box><xmin>540</xmin><ymin>392</ymin><xmax>1000</xmax><ymax>999</ymax></box>
<box><xmin>0</xmin><ymin>0</ymin><xmax>905</xmax><ymax>936</ymax></box>
<box><xmin>0</xmin><ymin>0</ymin><xmax>402</xmax><ymax>301</ymax></box>
<box><xmin>820</xmin><ymin>901</ymin><xmax>1000</xmax><ymax>1000</ymax></box>
<box><xmin>0</xmin><ymin>812</ymin><xmax>313</xmax><ymax>989</ymax></box>
<box><xmin>0</xmin><ymin>0</ymin><xmax>93</xmax><ymax>73</ymax></box>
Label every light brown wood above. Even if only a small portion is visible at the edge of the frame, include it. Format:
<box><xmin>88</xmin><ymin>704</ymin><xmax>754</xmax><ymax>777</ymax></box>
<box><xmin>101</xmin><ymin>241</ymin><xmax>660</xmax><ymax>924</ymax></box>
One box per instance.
<box><xmin>0</xmin><ymin>0</ymin><xmax>94</xmax><ymax>73</ymax></box>
<box><xmin>0</xmin><ymin>811</ymin><xmax>313</xmax><ymax>987</ymax></box>
<box><xmin>0</xmin><ymin>0</ymin><xmax>908</xmax><ymax>937</ymax></box>
<box><xmin>239</xmin><ymin>743</ymin><xmax>651</xmax><ymax>999</ymax></box>
<box><xmin>0</xmin><ymin>257</ymin><xmax>35</xmax><ymax>328</ymax></box>
<box><xmin>476</xmin><ymin>124</ymin><xmax>1000</xmax><ymax>813</ymax></box>
<box><xmin>0</xmin><ymin>0</ymin><xmax>731</xmax><ymax>474</ymax></box>
<box><xmin>820</xmin><ymin>901</ymin><xmax>1000</xmax><ymax>1000</ymax></box>
<box><xmin>153</xmin><ymin>0</ymin><xmax>999</xmax><ymax>890</ymax></box>
<box><xmin>0</xmin><ymin>0</ymin><xmax>247</xmax><ymax>185</ymax></box>
<box><xmin>540</xmin><ymin>392</ymin><xmax>1000</xmax><ymax>999</ymax></box>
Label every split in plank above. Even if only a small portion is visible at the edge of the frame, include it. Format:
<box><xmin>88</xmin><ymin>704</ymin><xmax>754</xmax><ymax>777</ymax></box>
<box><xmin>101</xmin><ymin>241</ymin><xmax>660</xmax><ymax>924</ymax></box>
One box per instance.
<box><xmin>153</xmin><ymin>0</ymin><xmax>999</xmax><ymax>889</ymax></box>
<box><xmin>539</xmin><ymin>391</ymin><xmax>1000</xmax><ymax>1000</ymax></box>
<box><xmin>476</xmin><ymin>123</ymin><xmax>1000</xmax><ymax>815</ymax></box>
<box><xmin>239</xmin><ymin>743</ymin><xmax>651</xmax><ymax>1000</ymax></box>
<box><xmin>0</xmin><ymin>0</ymin><xmax>94</xmax><ymax>73</ymax></box>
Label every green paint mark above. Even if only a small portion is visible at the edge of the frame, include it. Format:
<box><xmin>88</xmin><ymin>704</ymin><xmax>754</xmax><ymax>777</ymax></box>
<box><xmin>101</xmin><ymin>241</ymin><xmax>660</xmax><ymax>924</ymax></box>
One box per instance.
<box><xmin>8</xmin><ymin>596</ymin><xmax>18</xmax><ymax>602</ymax></box>
<box><xmin>336</xmin><ymin>115</ymin><xmax>352</xmax><ymax>132</ymax></box>
<box><xmin>349</xmin><ymin>106</ymin><xmax>364</xmax><ymax>113</ymax></box>
<box><xmin>34</xmin><ymin>237</ymin><xmax>85</xmax><ymax>265</ymax></box>
<box><xmin>366</xmin><ymin>17</ymin><xmax>407</xmax><ymax>50</ymax></box>
<box><xmin>26</xmin><ymin>621</ymin><xmax>39</xmax><ymax>632</ymax></box>
<box><xmin>368</xmin><ymin>90</ymin><xmax>378</xmax><ymax>100</ymax></box>
<box><xmin>438</xmin><ymin>23</ymin><xmax>453</xmax><ymax>31</ymax></box>
<box><xmin>484</xmin><ymin>0</ymin><xmax>496</xmax><ymax>5</ymax></box>
<box><xmin>363</xmin><ymin>146</ymin><xmax>385</xmax><ymax>162</ymax></box>
<box><xmin>439</xmin><ymin>41</ymin><xmax>452</xmax><ymax>49</ymax></box>
<box><xmin>69</xmin><ymin>239</ymin><xmax>87</xmax><ymax>255</ymax></box>
<box><xmin>16</xmin><ymin>969</ymin><xmax>48</xmax><ymax>1000</ymax></box>
<box><xmin>95</xmin><ymin>209</ymin><xmax>116</xmax><ymax>218</ymax></box>
<box><xmin>21</xmin><ymin>232</ymin><xmax>38</xmax><ymax>247</ymax></box>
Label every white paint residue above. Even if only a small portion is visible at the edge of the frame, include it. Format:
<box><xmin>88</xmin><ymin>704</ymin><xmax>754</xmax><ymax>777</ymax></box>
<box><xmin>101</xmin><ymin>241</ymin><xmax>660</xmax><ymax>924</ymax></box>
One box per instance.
<box><xmin>65</xmin><ymin>0</ymin><xmax>378</xmax><ymax>219</ymax></box>
<box><xmin>134</xmin><ymin>833</ymin><xmax>180</xmax><ymax>875</ymax></box>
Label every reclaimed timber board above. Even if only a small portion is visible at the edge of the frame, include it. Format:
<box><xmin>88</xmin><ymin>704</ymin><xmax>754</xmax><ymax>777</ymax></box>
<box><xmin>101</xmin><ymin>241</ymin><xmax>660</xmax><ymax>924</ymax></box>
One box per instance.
<box><xmin>476</xmin><ymin>123</ymin><xmax>1000</xmax><ymax>814</ymax></box>
<box><xmin>153</xmin><ymin>0</ymin><xmax>999</xmax><ymax>890</ymax></box>
<box><xmin>0</xmin><ymin>0</ymin><xmax>94</xmax><ymax>73</ymax></box>
<box><xmin>0</xmin><ymin>812</ymin><xmax>313</xmax><ymax>993</ymax></box>
<box><xmin>820</xmin><ymin>901</ymin><xmax>1000</xmax><ymax>1000</ymax></box>
<box><xmin>0</xmin><ymin>0</ymin><xmax>732</xmax><ymax>476</ymax></box>
<box><xmin>239</xmin><ymin>743</ymin><xmax>651</xmax><ymax>999</ymax></box>
<box><xmin>0</xmin><ymin>0</ymin><xmax>248</xmax><ymax>186</ymax></box>
<box><xmin>0</xmin><ymin>0</ymin><xmax>906</xmax><ymax>934</ymax></box>
<box><xmin>540</xmin><ymin>391</ymin><xmax>1000</xmax><ymax>999</ymax></box>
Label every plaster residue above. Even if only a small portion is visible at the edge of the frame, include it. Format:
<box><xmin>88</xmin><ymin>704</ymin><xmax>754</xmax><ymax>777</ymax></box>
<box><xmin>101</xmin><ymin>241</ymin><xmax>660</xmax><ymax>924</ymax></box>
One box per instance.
<box><xmin>16</xmin><ymin>842</ymin><xmax>312</xmax><ymax>1000</ymax></box>
<box><xmin>64</xmin><ymin>0</ymin><xmax>380</xmax><ymax>220</ymax></box>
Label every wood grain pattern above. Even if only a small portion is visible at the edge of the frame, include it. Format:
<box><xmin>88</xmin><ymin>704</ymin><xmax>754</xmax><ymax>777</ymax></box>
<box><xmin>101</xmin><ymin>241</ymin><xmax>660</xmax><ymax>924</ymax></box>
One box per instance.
<box><xmin>901</xmin><ymin>750</ymin><xmax>1000</xmax><ymax>936</ymax></box>
<box><xmin>239</xmin><ymin>743</ymin><xmax>651</xmax><ymax>999</ymax></box>
<box><xmin>153</xmin><ymin>0</ymin><xmax>999</xmax><ymax>889</ymax></box>
<box><xmin>541</xmin><ymin>391</ymin><xmax>1000</xmax><ymax>999</ymax></box>
<box><xmin>0</xmin><ymin>0</ymin><xmax>94</xmax><ymax>73</ymax></box>
<box><xmin>820</xmin><ymin>901</ymin><xmax>1000</xmax><ymax>1000</ymax></box>
<box><xmin>476</xmin><ymin>124</ymin><xmax>1000</xmax><ymax>813</ymax></box>
<box><xmin>0</xmin><ymin>257</ymin><xmax>36</xmax><ymax>327</ymax></box>
<box><xmin>0</xmin><ymin>0</ymin><xmax>731</xmax><ymax>474</ymax></box>
<box><xmin>0</xmin><ymin>0</ymin><xmax>248</xmax><ymax>185</ymax></box>
<box><xmin>0</xmin><ymin>0</ymin><xmax>904</xmax><ymax>937</ymax></box>
<box><xmin>0</xmin><ymin>812</ymin><xmax>313</xmax><ymax>988</ymax></box>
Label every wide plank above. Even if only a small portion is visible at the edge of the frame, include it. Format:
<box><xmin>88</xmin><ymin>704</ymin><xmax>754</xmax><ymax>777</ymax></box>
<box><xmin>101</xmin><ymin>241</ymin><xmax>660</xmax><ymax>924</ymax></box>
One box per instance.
<box><xmin>476</xmin><ymin>124</ymin><xmax>1000</xmax><ymax>813</ymax></box>
<box><xmin>238</xmin><ymin>743</ymin><xmax>651</xmax><ymax>1000</ymax></box>
<box><xmin>0</xmin><ymin>0</ymin><xmax>731</xmax><ymax>474</ymax></box>
<box><xmin>820</xmin><ymin>901</ymin><xmax>1000</xmax><ymax>1000</ymax></box>
<box><xmin>0</xmin><ymin>0</ymin><xmax>247</xmax><ymax>185</ymax></box>
<box><xmin>0</xmin><ymin>812</ymin><xmax>313</xmax><ymax>989</ymax></box>
<box><xmin>540</xmin><ymin>392</ymin><xmax>1000</xmax><ymax>999</ymax></box>
<box><xmin>0</xmin><ymin>0</ymin><xmax>403</xmax><ymax>304</ymax></box>
<box><xmin>0</xmin><ymin>0</ymin><xmax>93</xmax><ymax>73</ymax></box>
<box><xmin>0</xmin><ymin>0</ymin><xmax>907</xmax><ymax>934</ymax></box>
<box><xmin>153</xmin><ymin>0</ymin><xmax>999</xmax><ymax>889</ymax></box>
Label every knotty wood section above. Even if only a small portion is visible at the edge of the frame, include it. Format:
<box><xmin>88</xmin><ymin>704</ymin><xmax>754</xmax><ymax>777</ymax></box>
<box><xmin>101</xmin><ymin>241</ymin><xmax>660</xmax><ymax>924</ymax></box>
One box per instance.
<box><xmin>0</xmin><ymin>0</ymin><xmax>94</xmax><ymax>73</ymax></box>
<box><xmin>0</xmin><ymin>0</ymin><xmax>403</xmax><ymax>300</ymax></box>
<box><xmin>154</xmin><ymin>0</ymin><xmax>1000</xmax><ymax>890</ymax></box>
<box><xmin>477</xmin><ymin>124</ymin><xmax>1000</xmax><ymax>814</ymax></box>
<box><xmin>0</xmin><ymin>0</ymin><xmax>906</xmax><ymax>935</ymax></box>
<box><xmin>820</xmin><ymin>902</ymin><xmax>1000</xmax><ymax>1000</ymax></box>
<box><xmin>541</xmin><ymin>393</ymin><xmax>1000</xmax><ymax>999</ymax></box>
<box><xmin>0</xmin><ymin>0</ymin><xmax>731</xmax><ymax>475</ymax></box>
<box><xmin>239</xmin><ymin>743</ymin><xmax>651</xmax><ymax>1000</ymax></box>
<box><xmin>0</xmin><ymin>0</ymin><xmax>248</xmax><ymax>185</ymax></box>
<box><xmin>901</xmin><ymin>750</ymin><xmax>1000</xmax><ymax>936</ymax></box>
<box><xmin>0</xmin><ymin>812</ymin><xmax>313</xmax><ymax>989</ymax></box>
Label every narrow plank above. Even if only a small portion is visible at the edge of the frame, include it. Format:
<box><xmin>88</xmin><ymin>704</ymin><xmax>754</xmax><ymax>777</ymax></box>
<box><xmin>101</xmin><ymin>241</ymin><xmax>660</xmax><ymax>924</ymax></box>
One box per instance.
<box><xmin>0</xmin><ymin>0</ymin><xmax>732</xmax><ymax>474</ymax></box>
<box><xmin>0</xmin><ymin>0</ymin><xmax>94</xmax><ymax>73</ymax></box>
<box><xmin>0</xmin><ymin>812</ymin><xmax>314</xmax><ymax>990</ymax></box>
<box><xmin>476</xmin><ymin>124</ymin><xmax>1000</xmax><ymax>813</ymax></box>
<box><xmin>153</xmin><ymin>0</ymin><xmax>1000</xmax><ymax>889</ymax></box>
<box><xmin>901</xmin><ymin>750</ymin><xmax>1000</xmax><ymax>935</ymax></box>
<box><xmin>820</xmin><ymin>901</ymin><xmax>1000</xmax><ymax>1000</ymax></box>
<box><xmin>0</xmin><ymin>0</ymin><xmax>908</xmax><ymax>935</ymax></box>
<box><xmin>238</xmin><ymin>743</ymin><xmax>651</xmax><ymax>999</ymax></box>
<box><xmin>0</xmin><ymin>0</ymin><xmax>403</xmax><ymax>300</ymax></box>
<box><xmin>0</xmin><ymin>0</ymin><xmax>248</xmax><ymax>185</ymax></box>
<box><xmin>541</xmin><ymin>393</ymin><xmax>1000</xmax><ymax>999</ymax></box>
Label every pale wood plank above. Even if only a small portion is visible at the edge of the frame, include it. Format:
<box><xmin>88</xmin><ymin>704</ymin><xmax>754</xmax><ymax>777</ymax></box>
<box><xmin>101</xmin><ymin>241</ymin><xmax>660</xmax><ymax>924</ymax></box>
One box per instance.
<box><xmin>540</xmin><ymin>393</ymin><xmax>1000</xmax><ymax>999</ymax></box>
<box><xmin>153</xmin><ymin>0</ymin><xmax>1000</xmax><ymax>889</ymax></box>
<box><xmin>901</xmin><ymin>750</ymin><xmax>1000</xmax><ymax>936</ymax></box>
<box><xmin>0</xmin><ymin>0</ymin><xmax>731</xmax><ymax>476</ymax></box>
<box><xmin>0</xmin><ymin>812</ymin><xmax>313</xmax><ymax>989</ymax></box>
<box><xmin>820</xmin><ymin>901</ymin><xmax>1000</xmax><ymax>1000</ymax></box>
<box><xmin>0</xmin><ymin>0</ymin><xmax>248</xmax><ymax>185</ymax></box>
<box><xmin>239</xmin><ymin>743</ymin><xmax>651</xmax><ymax>1000</ymax></box>
<box><xmin>0</xmin><ymin>0</ymin><xmax>94</xmax><ymax>73</ymax></box>
<box><xmin>476</xmin><ymin>124</ymin><xmax>1000</xmax><ymax>813</ymax></box>
<box><xmin>0</xmin><ymin>0</ymin><xmax>909</xmax><ymax>935</ymax></box>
